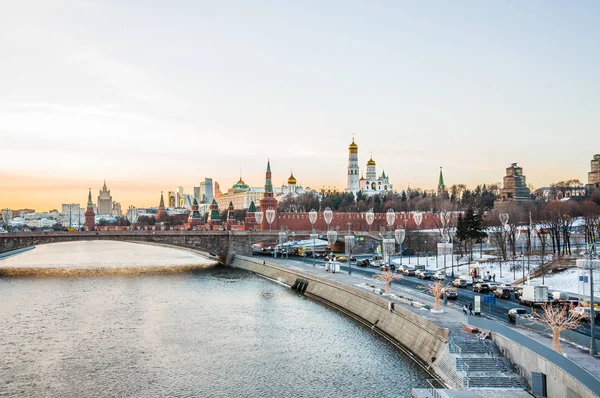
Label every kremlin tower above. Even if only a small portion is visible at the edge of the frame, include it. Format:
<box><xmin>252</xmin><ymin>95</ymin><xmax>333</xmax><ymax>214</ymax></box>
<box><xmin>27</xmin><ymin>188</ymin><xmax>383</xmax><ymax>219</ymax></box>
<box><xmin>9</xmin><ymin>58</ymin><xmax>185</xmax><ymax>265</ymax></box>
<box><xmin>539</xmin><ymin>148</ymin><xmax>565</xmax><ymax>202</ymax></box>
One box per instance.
<box><xmin>347</xmin><ymin>135</ymin><xmax>359</xmax><ymax>193</ymax></box>
<box><xmin>84</xmin><ymin>188</ymin><xmax>95</xmax><ymax>231</ymax></box>
<box><xmin>156</xmin><ymin>191</ymin><xmax>167</xmax><ymax>222</ymax></box>
<box><xmin>259</xmin><ymin>159</ymin><xmax>278</xmax><ymax>230</ymax></box>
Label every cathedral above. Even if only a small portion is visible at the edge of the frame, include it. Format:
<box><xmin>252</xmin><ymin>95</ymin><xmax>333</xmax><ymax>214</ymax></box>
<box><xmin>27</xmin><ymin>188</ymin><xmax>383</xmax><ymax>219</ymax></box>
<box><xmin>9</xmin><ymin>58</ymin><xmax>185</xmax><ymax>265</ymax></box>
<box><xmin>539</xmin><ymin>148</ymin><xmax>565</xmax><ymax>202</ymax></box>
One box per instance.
<box><xmin>346</xmin><ymin>137</ymin><xmax>393</xmax><ymax>196</ymax></box>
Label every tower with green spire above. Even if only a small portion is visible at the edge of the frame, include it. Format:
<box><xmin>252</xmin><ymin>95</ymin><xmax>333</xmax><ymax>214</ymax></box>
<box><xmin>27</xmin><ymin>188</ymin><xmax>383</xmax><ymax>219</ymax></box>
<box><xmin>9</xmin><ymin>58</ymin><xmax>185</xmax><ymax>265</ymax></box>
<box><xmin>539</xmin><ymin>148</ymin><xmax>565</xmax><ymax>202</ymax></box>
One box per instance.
<box><xmin>207</xmin><ymin>199</ymin><xmax>222</xmax><ymax>229</ymax></box>
<box><xmin>259</xmin><ymin>159</ymin><xmax>278</xmax><ymax>230</ymax></box>
<box><xmin>84</xmin><ymin>188</ymin><xmax>96</xmax><ymax>231</ymax></box>
<box><xmin>438</xmin><ymin>167</ymin><xmax>446</xmax><ymax>197</ymax></box>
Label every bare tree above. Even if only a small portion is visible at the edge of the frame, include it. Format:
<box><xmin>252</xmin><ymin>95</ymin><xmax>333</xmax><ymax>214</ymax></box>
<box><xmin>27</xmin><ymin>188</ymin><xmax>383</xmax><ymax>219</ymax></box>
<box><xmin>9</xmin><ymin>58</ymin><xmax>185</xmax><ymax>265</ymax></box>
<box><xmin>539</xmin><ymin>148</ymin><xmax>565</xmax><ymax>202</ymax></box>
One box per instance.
<box><xmin>420</xmin><ymin>281</ymin><xmax>451</xmax><ymax>311</ymax></box>
<box><xmin>531</xmin><ymin>303</ymin><xmax>582</xmax><ymax>354</ymax></box>
<box><xmin>374</xmin><ymin>269</ymin><xmax>402</xmax><ymax>294</ymax></box>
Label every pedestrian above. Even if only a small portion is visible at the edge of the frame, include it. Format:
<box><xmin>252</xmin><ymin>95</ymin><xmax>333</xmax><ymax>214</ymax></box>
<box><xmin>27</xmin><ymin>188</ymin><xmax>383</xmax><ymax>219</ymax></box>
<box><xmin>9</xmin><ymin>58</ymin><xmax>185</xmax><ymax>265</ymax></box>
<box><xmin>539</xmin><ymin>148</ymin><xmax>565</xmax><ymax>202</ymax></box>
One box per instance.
<box><xmin>469</xmin><ymin>303</ymin><xmax>473</xmax><ymax>315</ymax></box>
<box><xmin>463</xmin><ymin>305</ymin><xmax>468</xmax><ymax>316</ymax></box>
<box><xmin>492</xmin><ymin>273</ymin><xmax>496</xmax><ymax>282</ymax></box>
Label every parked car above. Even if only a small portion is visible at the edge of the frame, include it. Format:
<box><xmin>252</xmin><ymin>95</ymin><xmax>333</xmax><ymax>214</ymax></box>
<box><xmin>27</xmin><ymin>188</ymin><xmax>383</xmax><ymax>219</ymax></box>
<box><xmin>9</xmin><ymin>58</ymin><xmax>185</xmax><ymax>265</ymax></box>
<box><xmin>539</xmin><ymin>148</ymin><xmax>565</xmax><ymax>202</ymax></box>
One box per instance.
<box><xmin>337</xmin><ymin>256</ymin><xmax>348</xmax><ymax>262</ymax></box>
<box><xmin>380</xmin><ymin>264</ymin><xmax>396</xmax><ymax>272</ymax></box>
<box><xmin>473</xmin><ymin>283</ymin><xmax>491</xmax><ymax>293</ymax></box>
<box><xmin>418</xmin><ymin>271</ymin><xmax>433</xmax><ymax>280</ymax></box>
<box><xmin>453</xmin><ymin>278</ymin><xmax>468</xmax><ymax>288</ymax></box>
<box><xmin>402</xmin><ymin>268</ymin><xmax>416</xmax><ymax>276</ymax></box>
<box><xmin>493</xmin><ymin>287</ymin><xmax>512</xmax><ymax>299</ymax></box>
<box><xmin>508</xmin><ymin>308</ymin><xmax>533</xmax><ymax>323</ymax></box>
<box><xmin>433</xmin><ymin>271</ymin><xmax>447</xmax><ymax>281</ymax></box>
<box><xmin>348</xmin><ymin>256</ymin><xmax>357</xmax><ymax>262</ymax></box>
<box><xmin>443</xmin><ymin>287</ymin><xmax>458</xmax><ymax>299</ymax></box>
<box><xmin>356</xmin><ymin>259</ymin><xmax>370</xmax><ymax>267</ymax></box>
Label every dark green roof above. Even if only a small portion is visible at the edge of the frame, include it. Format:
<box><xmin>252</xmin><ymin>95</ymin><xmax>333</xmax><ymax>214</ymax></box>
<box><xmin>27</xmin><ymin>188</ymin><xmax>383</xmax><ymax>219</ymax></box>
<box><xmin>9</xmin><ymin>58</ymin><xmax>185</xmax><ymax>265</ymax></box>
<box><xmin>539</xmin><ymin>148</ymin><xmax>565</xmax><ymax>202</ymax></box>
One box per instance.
<box><xmin>248</xmin><ymin>201</ymin><xmax>257</xmax><ymax>212</ymax></box>
<box><xmin>438</xmin><ymin>167</ymin><xmax>444</xmax><ymax>187</ymax></box>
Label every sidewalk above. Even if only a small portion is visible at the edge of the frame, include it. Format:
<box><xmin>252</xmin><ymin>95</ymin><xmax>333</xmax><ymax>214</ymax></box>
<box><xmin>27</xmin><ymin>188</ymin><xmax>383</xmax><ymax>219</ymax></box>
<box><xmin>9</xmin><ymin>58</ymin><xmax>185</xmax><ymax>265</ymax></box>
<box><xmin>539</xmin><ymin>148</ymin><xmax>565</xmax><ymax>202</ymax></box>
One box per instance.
<box><xmin>264</xmin><ymin>256</ymin><xmax>600</xmax><ymax>380</ymax></box>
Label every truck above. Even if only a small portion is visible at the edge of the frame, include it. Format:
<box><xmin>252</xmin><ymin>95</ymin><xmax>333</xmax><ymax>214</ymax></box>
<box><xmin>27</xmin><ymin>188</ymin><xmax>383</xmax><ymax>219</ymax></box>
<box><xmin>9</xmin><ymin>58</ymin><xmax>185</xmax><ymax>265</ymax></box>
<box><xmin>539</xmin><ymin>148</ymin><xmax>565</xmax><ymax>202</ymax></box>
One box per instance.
<box><xmin>551</xmin><ymin>291</ymin><xmax>569</xmax><ymax>303</ymax></box>
<box><xmin>520</xmin><ymin>285</ymin><xmax>549</xmax><ymax>307</ymax></box>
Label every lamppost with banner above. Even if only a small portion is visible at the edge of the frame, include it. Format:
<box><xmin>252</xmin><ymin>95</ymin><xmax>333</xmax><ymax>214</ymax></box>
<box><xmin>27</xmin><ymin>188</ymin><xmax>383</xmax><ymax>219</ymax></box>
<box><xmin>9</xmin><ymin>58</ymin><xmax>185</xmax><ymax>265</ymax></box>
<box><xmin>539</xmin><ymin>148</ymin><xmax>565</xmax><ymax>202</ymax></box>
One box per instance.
<box><xmin>254</xmin><ymin>211</ymin><xmax>263</xmax><ymax>231</ymax></box>
<box><xmin>324</xmin><ymin>207</ymin><xmax>333</xmax><ymax>231</ymax></box>
<box><xmin>309</xmin><ymin>209</ymin><xmax>318</xmax><ymax>266</ymax></box>
<box><xmin>386</xmin><ymin>209</ymin><xmax>396</xmax><ymax>266</ymax></box>
<box><xmin>126</xmin><ymin>206</ymin><xmax>139</xmax><ymax>230</ymax></box>
<box><xmin>345</xmin><ymin>230</ymin><xmax>355</xmax><ymax>275</ymax></box>
<box><xmin>394</xmin><ymin>228</ymin><xmax>405</xmax><ymax>268</ymax></box>
<box><xmin>327</xmin><ymin>229</ymin><xmax>338</xmax><ymax>272</ymax></box>
<box><xmin>577</xmin><ymin>243</ymin><xmax>599</xmax><ymax>356</ymax></box>
<box><xmin>499</xmin><ymin>212</ymin><xmax>509</xmax><ymax>278</ymax></box>
<box><xmin>438</xmin><ymin>212</ymin><xmax>452</xmax><ymax>272</ymax></box>
<box><xmin>365</xmin><ymin>209</ymin><xmax>374</xmax><ymax>231</ymax></box>
<box><xmin>277</xmin><ymin>228</ymin><xmax>287</xmax><ymax>259</ymax></box>
<box><xmin>266</xmin><ymin>208</ymin><xmax>275</xmax><ymax>231</ymax></box>
<box><xmin>413</xmin><ymin>212</ymin><xmax>423</xmax><ymax>268</ymax></box>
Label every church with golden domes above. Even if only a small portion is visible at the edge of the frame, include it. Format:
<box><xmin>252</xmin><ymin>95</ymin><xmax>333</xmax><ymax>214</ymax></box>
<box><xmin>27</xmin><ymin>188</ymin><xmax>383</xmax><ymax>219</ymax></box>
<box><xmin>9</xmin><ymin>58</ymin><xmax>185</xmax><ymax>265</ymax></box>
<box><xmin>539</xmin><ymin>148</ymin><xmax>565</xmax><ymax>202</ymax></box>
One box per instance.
<box><xmin>346</xmin><ymin>137</ymin><xmax>394</xmax><ymax>196</ymax></box>
<box><xmin>281</xmin><ymin>171</ymin><xmax>304</xmax><ymax>196</ymax></box>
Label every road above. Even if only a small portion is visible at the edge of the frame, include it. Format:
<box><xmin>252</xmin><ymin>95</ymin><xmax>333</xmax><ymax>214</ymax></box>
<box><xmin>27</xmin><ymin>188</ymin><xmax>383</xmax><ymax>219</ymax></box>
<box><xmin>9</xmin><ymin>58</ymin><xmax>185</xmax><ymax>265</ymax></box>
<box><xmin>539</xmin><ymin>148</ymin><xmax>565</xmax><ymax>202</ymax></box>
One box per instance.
<box><xmin>285</xmin><ymin>253</ymin><xmax>600</xmax><ymax>340</ymax></box>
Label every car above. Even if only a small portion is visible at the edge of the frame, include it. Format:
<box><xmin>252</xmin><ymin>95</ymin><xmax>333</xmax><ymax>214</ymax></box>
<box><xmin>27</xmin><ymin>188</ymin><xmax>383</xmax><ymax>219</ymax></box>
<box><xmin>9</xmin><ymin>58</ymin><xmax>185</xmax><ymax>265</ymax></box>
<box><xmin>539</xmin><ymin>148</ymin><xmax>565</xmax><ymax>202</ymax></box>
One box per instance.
<box><xmin>443</xmin><ymin>287</ymin><xmax>458</xmax><ymax>299</ymax></box>
<box><xmin>337</xmin><ymin>256</ymin><xmax>348</xmax><ymax>262</ymax></box>
<box><xmin>433</xmin><ymin>271</ymin><xmax>447</xmax><ymax>281</ymax></box>
<box><xmin>453</xmin><ymin>278</ymin><xmax>468</xmax><ymax>288</ymax></box>
<box><xmin>418</xmin><ymin>271</ymin><xmax>433</xmax><ymax>280</ymax></box>
<box><xmin>514</xmin><ymin>287</ymin><xmax>524</xmax><ymax>300</ymax></box>
<box><xmin>349</xmin><ymin>256</ymin><xmax>357</xmax><ymax>262</ymax></box>
<box><xmin>498</xmin><ymin>283</ymin><xmax>515</xmax><ymax>291</ymax></box>
<box><xmin>473</xmin><ymin>283</ymin><xmax>491</xmax><ymax>293</ymax></box>
<box><xmin>414</xmin><ymin>269</ymin><xmax>424</xmax><ymax>278</ymax></box>
<box><xmin>459</xmin><ymin>275</ymin><xmax>474</xmax><ymax>286</ymax></box>
<box><xmin>571</xmin><ymin>306</ymin><xmax>598</xmax><ymax>322</ymax></box>
<box><xmin>508</xmin><ymin>308</ymin><xmax>533</xmax><ymax>323</ymax></box>
<box><xmin>402</xmin><ymin>268</ymin><xmax>416</xmax><ymax>276</ymax></box>
<box><xmin>372</xmin><ymin>255</ymin><xmax>383</xmax><ymax>261</ymax></box>
<box><xmin>493</xmin><ymin>287</ymin><xmax>512</xmax><ymax>299</ymax></box>
<box><xmin>380</xmin><ymin>264</ymin><xmax>396</xmax><ymax>272</ymax></box>
<box><xmin>356</xmin><ymin>259</ymin><xmax>370</xmax><ymax>267</ymax></box>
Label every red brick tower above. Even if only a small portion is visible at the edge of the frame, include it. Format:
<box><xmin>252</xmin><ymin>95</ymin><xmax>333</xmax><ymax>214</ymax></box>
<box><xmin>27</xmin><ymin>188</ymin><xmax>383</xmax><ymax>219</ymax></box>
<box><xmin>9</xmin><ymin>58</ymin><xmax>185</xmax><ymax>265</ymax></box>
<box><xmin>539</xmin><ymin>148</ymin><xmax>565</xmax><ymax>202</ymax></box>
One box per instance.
<box><xmin>259</xmin><ymin>159</ymin><xmax>278</xmax><ymax>230</ymax></box>
<box><xmin>84</xmin><ymin>188</ymin><xmax>95</xmax><ymax>231</ymax></box>
<box><xmin>226</xmin><ymin>201</ymin><xmax>236</xmax><ymax>229</ymax></box>
<box><xmin>244</xmin><ymin>200</ymin><xmax>258</xmax><ymax>230</ymax></box>
<box><xmin>187</xmin><ymin>198</ymin><xmax>203</xmax><ymax>229</ymax></box>
<box><xmin>156</xmin><ymin>191</ymin><xmax>167</xmax><ymax>222</ymax></box>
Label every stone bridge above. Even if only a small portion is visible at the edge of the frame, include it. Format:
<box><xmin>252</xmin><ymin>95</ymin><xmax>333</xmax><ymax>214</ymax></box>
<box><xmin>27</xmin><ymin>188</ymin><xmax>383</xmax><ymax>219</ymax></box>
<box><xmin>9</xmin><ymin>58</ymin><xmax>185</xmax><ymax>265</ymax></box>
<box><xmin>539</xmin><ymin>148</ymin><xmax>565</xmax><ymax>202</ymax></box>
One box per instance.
<box><xmin>0</xmin><ymin>231</ymin><xmax>291</xmax><ymax>265</ymax></box>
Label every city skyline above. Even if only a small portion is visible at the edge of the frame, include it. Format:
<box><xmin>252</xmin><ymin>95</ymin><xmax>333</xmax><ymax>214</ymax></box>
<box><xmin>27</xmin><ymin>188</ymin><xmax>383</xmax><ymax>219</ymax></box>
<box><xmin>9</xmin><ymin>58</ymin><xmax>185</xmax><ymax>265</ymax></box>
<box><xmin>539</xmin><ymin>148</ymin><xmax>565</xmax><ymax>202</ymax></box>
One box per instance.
<box><xmin>2</xmin><ymin>1</ymin><xmax>599</xmax><ymax>210</ymax></box>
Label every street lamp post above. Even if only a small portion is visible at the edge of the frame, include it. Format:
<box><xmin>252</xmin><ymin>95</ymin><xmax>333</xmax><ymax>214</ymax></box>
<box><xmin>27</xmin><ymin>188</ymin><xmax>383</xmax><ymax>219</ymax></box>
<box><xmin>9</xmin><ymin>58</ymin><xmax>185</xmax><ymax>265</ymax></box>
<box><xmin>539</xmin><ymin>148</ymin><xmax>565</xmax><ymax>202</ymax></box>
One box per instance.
<box><xmin>327</xmin><ymin>229</ymin><xmax>338</xmax><ymax>272</ymax></box>
<box><xmin>309</xmin><ymin>209</ymin><xmax>318</xmax><ymax>266</ymax></box>
<box><xmin>277</xmin><ymin>228</ymin><xmax>287</xmax><ymax>259</ymax></box>
<box><xmin>254</xmin><ymin>211</ymin><xmax>263</xmax><ymax>231</ymax></box>
<box><xmin>394</xmin><ymin>228</ymin><xmax>406</xmax><ymax>268</ymax></box>
<box><xmin>413</xmin><ymin>212</ymin><xmax>423</xmax><ymax>268</ymax></box>
<box><xmin>499</xmin><ymin>212</ymin><xmax>509</xmax><ymax>279</ymax></box>
<box><xmin>345</xmin><ymin>231</ymin><xmax>355</xmax><ymax>275</ymax></box>
<box><xmin>266</xmin><ymin>208</ymin><xmax>275</xmax><ymax>231</ymax></box>
<box><xmin>365</xmin><ymin>209</ymin><xmax>374</xmax><ymax>232</ymax></box>
<box><xmin>578</xmin><ymin>243</ymin><xmax>599</xmax><ymax>356</ymax></box>
<box><xmin>386</xmin><ymin>209</ymin><xmax>396</xmax><ymax>266</ymax></box>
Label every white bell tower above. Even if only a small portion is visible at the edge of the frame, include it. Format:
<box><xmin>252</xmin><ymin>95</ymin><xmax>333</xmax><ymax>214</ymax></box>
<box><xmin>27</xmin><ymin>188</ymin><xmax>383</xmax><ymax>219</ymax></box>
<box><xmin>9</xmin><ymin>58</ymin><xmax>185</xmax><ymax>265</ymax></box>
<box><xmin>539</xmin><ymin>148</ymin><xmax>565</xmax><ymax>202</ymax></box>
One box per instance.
<box><xmin>347</xmin><ymin>134</ymin><xmax>360</xmax><ymax>193</ymax></box>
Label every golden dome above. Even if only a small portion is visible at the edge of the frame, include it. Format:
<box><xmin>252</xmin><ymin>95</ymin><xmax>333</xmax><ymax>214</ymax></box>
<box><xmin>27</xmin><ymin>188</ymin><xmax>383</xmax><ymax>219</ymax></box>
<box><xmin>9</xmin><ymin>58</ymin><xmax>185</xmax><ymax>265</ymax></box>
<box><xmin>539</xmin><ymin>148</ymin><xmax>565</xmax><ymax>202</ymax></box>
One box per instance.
<box><xmin>367</xmin><ymin>156</ymin><xmax>376</xmax><ymax>166</ymax></box>
<box><xmin>349</xmin><ymin>136</ymin><xmax>358</xmax><ymax>153</ymax></box>
<box><xmin>287</xmin><ymin>172</ymin><xmax>297</xmax><ymax>185</ymax></box>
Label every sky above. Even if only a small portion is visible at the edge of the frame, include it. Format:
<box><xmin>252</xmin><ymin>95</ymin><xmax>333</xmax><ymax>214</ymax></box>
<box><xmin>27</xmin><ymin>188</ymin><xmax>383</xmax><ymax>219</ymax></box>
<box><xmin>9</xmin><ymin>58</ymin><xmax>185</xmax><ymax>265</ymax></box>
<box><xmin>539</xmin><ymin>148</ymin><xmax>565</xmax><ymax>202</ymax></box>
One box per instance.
<box><xmin>1</xmin><ymin>1</ymin><xmax>599</xmax><ymax>211</ymax></box>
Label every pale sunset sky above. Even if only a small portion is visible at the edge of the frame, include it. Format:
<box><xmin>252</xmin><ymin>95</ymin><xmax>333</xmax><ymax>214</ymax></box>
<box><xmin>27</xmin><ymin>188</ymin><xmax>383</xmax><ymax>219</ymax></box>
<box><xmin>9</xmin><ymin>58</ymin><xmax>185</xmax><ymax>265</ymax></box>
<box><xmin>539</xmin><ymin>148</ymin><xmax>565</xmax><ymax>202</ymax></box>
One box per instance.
<box><xmin>1</xmin><ymin>1</ymin><xmax>598</xmax><ymax>210</ymax></box>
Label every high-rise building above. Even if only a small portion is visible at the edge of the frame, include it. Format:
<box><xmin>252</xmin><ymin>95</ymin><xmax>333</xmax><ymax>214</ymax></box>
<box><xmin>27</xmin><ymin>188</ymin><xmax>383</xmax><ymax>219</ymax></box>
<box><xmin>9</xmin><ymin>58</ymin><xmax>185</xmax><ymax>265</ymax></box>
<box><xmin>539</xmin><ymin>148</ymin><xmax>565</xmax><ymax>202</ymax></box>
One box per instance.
<box><xmin>193</xmin><ymin>186</ymin><xmax>200</xmax><ymax>203</ymax></box>
<box><xmin>176</xmin><ymin>186</ymin><xmax>184</xmax><ymax>208</ymax></box>
<box><xmin>168</xmin><ymin>191</ymin><xmax>176</xmax><ymax>208</ymax></box>
<box><xmin>199</xmin><ymin>178</ymin><xmax>214</xmax><ymax>203</ymax></box>
<box><xmin>112</xmin><ymin>202</ymin><xmax>122</xmax><ymax>217</ymax></box>
<box><xmin>494</xmin><ymin>163</ymin><xmax>532</xmax><ymax>210</ymax></box>
<box><xmin>97</xmin><ymin>180</ymin><xmax>113</xmax><ymax>215</ymax></box>
<box><xmin>586</xmin><ymin>154</ymin><xmax>600</xmax><ymax>194</ymax></box>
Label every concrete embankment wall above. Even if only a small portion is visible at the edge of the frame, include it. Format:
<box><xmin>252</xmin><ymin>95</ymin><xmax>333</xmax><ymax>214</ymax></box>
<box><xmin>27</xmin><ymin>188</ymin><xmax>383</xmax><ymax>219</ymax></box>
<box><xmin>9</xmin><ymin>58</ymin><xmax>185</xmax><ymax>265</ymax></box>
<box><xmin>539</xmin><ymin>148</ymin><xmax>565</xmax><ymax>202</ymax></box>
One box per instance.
<box><xmin>232</xmin><ymin>256</ymin><xmax>455</xmax><ymax>385</ymax></box>
<box><xmin>493</xmin><ymin>334</ymin><xmax>598</xmax><ymax>398</ymax></box>
<box><xmin>0</xmin><ymin>246</ymin><xmax>35</xmax><ymax>260</ymax></box>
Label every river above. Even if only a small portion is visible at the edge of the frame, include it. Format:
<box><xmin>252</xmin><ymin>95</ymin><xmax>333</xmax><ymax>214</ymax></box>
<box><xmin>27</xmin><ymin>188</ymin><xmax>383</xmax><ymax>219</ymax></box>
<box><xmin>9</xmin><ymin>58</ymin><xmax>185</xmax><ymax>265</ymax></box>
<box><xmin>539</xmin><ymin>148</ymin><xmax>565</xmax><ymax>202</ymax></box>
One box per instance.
<box><xmin>0</xmin><ymin>242</ymin><xmax>429</xmax><ymax>397</ymax></box>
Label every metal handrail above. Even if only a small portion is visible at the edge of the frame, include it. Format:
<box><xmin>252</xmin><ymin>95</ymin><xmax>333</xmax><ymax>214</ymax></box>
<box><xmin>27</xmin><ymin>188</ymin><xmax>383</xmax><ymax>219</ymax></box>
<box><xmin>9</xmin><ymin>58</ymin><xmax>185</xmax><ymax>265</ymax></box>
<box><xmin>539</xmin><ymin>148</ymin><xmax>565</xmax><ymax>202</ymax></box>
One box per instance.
<box><xmin>448</xmin><ymin>337</ymin><xmax>471</xmax><ymax>389</ymax></box>
<box><xmin>426</xmin><ymin>379</ymin><xmax>443</xmax><ymax>398</ymax></box>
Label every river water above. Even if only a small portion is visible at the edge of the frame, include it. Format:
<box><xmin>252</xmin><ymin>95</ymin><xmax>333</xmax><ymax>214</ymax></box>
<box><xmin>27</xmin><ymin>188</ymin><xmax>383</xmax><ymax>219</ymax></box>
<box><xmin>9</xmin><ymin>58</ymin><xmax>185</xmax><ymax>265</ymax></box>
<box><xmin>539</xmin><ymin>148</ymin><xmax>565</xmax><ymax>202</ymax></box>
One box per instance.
<box><xmin>0</xmin><ymin>242</ymin><xmax>429</xmax><ymax>397</ymax></box>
